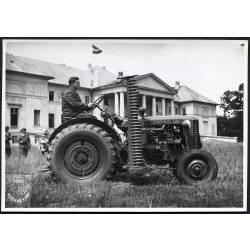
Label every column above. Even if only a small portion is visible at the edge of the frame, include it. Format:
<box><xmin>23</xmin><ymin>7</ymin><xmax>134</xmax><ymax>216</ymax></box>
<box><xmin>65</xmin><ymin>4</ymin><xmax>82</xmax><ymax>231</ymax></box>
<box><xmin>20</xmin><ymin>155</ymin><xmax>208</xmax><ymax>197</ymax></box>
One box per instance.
<box><xmin>152</xmin><ymin>96</ymin><xmax>156</xmax><ymax>116</ymax></box>
<box><xmin>114</xmin><ymin>92</ymin><xmax>119</xmax><ymax>115</ymax></box>
<box><xmin>119</xmin><ymin>92</ymin><xmax>125</xmax><ymax>117</ymax></box>
<box><xmin>142</xmin><ymin>95</ymin><xmax>146</xmax><ymax>109</ymax></box>
<box><xmin>171</xmin><ymin>100</ymin><xmax>175</xmax><ymax>116</ymax></box>
<box><xmin>161</xmin><ymin>98</ymin><xmax>166</xmax><ymax>116</ymax></box>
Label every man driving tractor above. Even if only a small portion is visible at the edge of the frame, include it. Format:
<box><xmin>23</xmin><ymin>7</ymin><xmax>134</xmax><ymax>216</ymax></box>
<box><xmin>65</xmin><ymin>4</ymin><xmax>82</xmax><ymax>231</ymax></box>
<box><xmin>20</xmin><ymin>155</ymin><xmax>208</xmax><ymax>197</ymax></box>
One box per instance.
<box><xmin>61</xmin><ymin>76</ymin><xmax>95</xmax><ymax>123</ymax></box>
<box><xmin>41</xmin><ymin>76</ymin><xmax>96</xmax><ymax>172</ymax></box>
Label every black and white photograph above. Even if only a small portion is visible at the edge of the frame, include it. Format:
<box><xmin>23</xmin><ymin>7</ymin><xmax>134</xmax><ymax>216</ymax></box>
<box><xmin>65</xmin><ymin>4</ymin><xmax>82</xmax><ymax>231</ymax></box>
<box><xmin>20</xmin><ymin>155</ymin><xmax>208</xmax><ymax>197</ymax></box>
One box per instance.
<box><xmin>1</xmin><ymin>39</ymin><xmax>248</xmax><ymax>212</ymax></box>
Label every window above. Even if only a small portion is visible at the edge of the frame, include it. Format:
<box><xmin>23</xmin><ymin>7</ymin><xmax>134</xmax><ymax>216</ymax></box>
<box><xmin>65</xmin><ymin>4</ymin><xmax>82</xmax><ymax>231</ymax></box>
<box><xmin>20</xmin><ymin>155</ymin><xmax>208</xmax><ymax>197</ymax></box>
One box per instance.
<box><xmin>49</xmin><ymin>91</ymin><xmax>54</xmax><ymax>101</ymax></box>
<box><xmin>169</xmin><ymin>107</ymin><xmax>171</xmax><ymax>115</ymax></box>
<box><xmin>85</xmin><ymin>96</ymin><xmax>90</xmax><ymax>104</ymax></box>
<box><xmin>10</xmin><ymin>107</ymin><xmax>19</xmax><ymax>128</ymax></box>
<box><xmin>49</xmin><ymin>113</ymin><xmax>55</xmax><ymax>128</ymax></box>
<box><xmin>156</xmin><ymin>105</ymin><xmax>159</xmax><ymax>113</ymax></box>
<box><xmin>175</xmin><ymin>107</ymin><xmax>179</xmax><ymax>115</ymax></box>
<box><xmin>182</xmin><ymin>108</ymin><xmax>186</xmax><ymax>115</ymax></box>
<box><xmin>104</xmin><ymin>96</ymin><xmax>109</xmax><ymax>106</ymax></box>
<box><xmin>34</xmin><ymin>110</ymin><xmax>40</xmax><ymax>126</ymax></box>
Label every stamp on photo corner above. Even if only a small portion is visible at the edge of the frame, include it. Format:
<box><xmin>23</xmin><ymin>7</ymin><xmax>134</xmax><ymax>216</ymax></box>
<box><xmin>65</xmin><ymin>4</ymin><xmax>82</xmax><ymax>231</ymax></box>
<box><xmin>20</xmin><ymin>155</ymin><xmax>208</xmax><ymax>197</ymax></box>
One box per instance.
<box><xmin>5</xmin><ymin>174</ymin><xmax>32</xmax><ymax>208</ymax></box>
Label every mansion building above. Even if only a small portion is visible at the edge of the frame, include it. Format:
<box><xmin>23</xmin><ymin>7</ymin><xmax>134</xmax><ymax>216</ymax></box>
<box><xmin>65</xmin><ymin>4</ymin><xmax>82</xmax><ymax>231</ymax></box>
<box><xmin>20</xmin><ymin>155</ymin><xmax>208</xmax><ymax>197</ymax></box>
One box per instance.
<box><xmin>5</xmin><ymin>54</ymin><xmax>218</xmax><ymax>144</ymax></box>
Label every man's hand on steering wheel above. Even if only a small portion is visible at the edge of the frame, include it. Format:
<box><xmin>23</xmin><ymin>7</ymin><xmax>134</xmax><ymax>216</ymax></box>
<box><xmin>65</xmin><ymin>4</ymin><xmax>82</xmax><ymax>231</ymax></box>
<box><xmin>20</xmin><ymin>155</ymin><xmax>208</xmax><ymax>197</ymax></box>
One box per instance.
<box><xmin>86</xmin><ymin>95</ymin><xmax>104</xmax><ymax>111</ymax></box>
<box><xmin>87</xmin><ymin>102</ymin><xmax>96</xmax><ymax>109</ymax></box>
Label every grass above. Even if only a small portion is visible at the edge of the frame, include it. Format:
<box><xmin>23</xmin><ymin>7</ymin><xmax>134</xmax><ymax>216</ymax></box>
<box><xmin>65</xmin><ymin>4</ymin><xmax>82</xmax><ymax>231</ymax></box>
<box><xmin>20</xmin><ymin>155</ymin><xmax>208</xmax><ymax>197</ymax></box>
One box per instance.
<box><xmin>4</xmin><ymin>140</ymin><xmax>243</xmax><ymax>208</ymax></box>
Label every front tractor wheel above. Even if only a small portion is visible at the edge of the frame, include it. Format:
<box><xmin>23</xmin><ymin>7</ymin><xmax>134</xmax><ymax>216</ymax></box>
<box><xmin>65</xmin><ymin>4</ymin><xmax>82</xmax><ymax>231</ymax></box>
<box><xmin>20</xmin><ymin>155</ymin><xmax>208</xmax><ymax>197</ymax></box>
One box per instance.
<box><xmin>175</xmin><ymin>149</ymin><xmax>218</xmax><ymax>185</ymax></box>
<box><xmin>48</xmin><ymin>123</ymin><xmax>116</xmax><ymax>184</ymax></box>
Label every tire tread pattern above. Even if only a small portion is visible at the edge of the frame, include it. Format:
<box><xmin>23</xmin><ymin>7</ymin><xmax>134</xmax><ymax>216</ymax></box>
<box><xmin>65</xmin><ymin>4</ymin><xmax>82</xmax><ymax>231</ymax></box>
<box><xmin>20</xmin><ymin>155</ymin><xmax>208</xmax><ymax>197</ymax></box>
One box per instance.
<box><xmin>47</xmin><ymin>123</ymin><xmax>117</xmax><ymax>183</ymax></box>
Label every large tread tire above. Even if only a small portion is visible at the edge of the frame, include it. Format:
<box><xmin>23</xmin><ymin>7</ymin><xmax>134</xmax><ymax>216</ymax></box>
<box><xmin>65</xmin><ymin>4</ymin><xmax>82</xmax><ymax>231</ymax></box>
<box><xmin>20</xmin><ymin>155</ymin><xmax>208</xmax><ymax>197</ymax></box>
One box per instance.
<box><xmin>47</xmin><ymin>123</ymin><xmax>117</xmax><ymax>184</ymax></box>
<box><xmin>175</xmin><ymin>149</ymin><xmax>218</xmax><ymax>185</ymax></box>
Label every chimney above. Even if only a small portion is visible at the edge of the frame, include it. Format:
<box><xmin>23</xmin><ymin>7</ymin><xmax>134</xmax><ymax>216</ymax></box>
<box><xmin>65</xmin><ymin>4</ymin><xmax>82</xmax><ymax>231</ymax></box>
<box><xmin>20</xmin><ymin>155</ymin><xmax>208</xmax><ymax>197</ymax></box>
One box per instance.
<box><xmin>175</xmin><ymin>81</ymin><xmax>180</xmax><ymax>89</ymax></box>
<box><xmin>102</xmin><ymin>66</ymin><xmax>106</xmax><ymax>70</ymax></box>
<box><xmin>118</xmin><ymin>71</ymin><xmax>123</xmax><ymax>77</ymax></box>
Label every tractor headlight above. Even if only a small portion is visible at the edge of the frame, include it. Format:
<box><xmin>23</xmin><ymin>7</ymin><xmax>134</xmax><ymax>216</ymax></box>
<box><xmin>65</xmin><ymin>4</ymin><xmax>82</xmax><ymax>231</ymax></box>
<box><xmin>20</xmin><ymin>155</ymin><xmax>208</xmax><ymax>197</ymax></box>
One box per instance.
<box><xmin>182</xmin><ymin>119</ymin><xmax>191</xmax><ymax>128</ymax></box>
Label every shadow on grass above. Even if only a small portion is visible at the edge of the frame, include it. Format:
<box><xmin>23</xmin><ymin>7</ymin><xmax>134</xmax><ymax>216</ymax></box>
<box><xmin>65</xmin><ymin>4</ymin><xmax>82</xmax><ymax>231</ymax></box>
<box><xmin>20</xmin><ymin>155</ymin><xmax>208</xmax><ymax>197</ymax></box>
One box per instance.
<box><xmin>110</xmin><ymin>169</ymin><xmax>180</xmax><ymax>186</ymax></box>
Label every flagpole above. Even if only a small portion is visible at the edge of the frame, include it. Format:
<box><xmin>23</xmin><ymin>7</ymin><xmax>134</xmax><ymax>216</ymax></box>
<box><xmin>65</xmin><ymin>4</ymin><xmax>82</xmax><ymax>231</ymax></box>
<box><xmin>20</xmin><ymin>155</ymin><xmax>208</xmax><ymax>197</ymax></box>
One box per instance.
<box><xmin>91</xmin><ymin>45</ymin><xmax>94</xmax><ymax>68</ymax></box>
<box><xmin>91</xmin><ymin>45</ymin><xmax>94</xmax><ymax>88</ymax></box>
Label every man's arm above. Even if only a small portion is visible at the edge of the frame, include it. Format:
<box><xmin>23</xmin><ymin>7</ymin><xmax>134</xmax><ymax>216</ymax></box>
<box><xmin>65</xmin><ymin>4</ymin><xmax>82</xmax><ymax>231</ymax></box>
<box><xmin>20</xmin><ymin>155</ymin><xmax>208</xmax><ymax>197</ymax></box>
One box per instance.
<box><xmin>18</xmin><ymin>136</ymin><xmax>24</xmax><ymax>143</ymax></box>
<box><xmin>7</xmin><ymin>133</ymin><xmax>12</xmax><ymax>140</ymax></box>
<box><xmin>63</xmin><ymin>92</ymin><xmax>87</xmax><ymax>110</ymax></box>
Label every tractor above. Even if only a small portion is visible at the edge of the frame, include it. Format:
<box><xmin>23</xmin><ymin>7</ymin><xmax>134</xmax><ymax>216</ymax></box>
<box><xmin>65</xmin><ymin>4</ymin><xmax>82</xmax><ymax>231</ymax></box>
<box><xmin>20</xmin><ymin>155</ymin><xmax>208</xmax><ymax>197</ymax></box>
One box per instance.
<box><xmin>44</xmin><ymin>75</ymin><xmax>218</xmax><ymax>185</ymax></box>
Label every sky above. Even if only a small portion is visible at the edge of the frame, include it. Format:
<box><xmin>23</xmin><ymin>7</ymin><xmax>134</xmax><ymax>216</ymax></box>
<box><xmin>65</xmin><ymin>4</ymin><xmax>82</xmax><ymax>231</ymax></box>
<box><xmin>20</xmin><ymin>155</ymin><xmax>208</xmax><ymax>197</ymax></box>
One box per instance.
<box><xmin>5</xmin><ymin>39</ymin><xmax>247</xmax><ymax>115</ymax></box>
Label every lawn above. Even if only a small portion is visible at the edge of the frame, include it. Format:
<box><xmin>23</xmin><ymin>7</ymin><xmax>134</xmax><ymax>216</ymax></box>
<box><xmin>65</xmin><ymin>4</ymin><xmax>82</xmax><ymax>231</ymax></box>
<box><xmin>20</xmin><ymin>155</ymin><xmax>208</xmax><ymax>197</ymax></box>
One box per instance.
<box><xmin>4</xmin><ymin>140</ymin><xmax>243</xmax><ymax>209</ymax></box>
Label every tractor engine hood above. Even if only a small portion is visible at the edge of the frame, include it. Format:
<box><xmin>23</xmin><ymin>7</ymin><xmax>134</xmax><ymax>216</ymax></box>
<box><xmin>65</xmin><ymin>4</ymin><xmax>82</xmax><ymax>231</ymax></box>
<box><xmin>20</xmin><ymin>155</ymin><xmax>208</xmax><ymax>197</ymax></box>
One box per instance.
<box><xmin>144</xmin><ymin>115</ymin><xmax>199</xmax><ymax>126</ymax></box>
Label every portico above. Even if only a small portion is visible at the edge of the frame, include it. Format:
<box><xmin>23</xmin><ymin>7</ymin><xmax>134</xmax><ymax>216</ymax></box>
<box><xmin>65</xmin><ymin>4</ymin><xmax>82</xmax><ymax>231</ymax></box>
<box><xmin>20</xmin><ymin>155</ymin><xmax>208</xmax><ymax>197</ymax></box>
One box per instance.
<box><xmin>94</xmin><ymin>73</ymin><xmax>177</xmax><ymax>119</ymax></box>
<box><xmin>97</xmin><ymin>91</ymin><xmax>175</xmax><ymax>118</ymax></box>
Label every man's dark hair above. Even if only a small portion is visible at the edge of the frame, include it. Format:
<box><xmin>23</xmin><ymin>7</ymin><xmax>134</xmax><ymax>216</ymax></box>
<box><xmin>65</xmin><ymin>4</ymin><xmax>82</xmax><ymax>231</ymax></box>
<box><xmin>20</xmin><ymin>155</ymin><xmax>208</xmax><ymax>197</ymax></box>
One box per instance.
<box><xmin>68</xmin><ymin>77</ymin><xmax>79</xmax><ymax>85</ymax></box>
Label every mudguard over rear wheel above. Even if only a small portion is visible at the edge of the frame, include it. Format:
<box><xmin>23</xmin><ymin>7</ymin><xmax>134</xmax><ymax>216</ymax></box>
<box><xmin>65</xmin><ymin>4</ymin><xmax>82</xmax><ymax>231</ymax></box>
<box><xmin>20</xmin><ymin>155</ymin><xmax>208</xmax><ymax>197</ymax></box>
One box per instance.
<box><xmin>47</xmin><ymin>123</ymin><xmax>117</xmax><ymax>184</ymax></box>
<box><xmin>175</xmin><ymin>149</ymin><xmax>218</xmax><ymax>185</ymax></box>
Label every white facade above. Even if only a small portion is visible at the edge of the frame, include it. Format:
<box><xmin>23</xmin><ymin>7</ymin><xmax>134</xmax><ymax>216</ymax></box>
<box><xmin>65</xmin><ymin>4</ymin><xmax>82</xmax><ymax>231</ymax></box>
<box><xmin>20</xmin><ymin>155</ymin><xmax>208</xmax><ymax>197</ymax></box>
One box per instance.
<box><xmin>5</xmin><ymin>58</ymin><xmax>217</xmax><ymax>144</ymax></box>
<box><xmin>180</xmin><ymin>102</ymin><xmax>217</xmax><ymax>136</ymax></box>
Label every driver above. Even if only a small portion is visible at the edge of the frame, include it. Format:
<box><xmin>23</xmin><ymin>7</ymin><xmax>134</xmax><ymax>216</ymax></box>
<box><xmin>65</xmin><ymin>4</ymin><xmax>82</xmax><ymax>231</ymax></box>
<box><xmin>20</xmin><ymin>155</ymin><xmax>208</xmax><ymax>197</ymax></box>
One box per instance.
<box><xmin>62</xmin><ymin>76</ymin><xmax>95</xmax><ymax>123</ymax></box>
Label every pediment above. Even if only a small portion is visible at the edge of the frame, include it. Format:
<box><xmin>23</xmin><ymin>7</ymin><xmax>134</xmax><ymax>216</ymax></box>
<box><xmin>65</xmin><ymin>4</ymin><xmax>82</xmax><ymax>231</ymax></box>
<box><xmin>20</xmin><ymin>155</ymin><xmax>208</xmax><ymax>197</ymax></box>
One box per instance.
<box><xmin>136</xmin><ymin>74</ymin><xmax>176</xmax><ymax>94</ymax></box>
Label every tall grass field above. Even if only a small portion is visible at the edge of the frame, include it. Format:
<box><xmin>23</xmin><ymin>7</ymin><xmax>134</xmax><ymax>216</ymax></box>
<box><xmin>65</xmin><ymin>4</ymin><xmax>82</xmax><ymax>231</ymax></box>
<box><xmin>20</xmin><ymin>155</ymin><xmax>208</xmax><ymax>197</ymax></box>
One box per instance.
<box><xmin>4</xmin><ymin>140</ymin><xmax>243</xmax><ymax>208</ymax></box>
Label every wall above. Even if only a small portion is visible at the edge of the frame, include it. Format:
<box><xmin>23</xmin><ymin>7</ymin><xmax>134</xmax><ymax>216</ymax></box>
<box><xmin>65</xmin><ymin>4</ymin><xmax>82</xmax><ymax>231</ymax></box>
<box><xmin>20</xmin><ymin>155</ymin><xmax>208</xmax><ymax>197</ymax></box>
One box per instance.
<box><xmin>193</xmin><ymin>102</ymin><xmax>217</xmax><ymax>136</ymax></box>
<box><xmin>6</xmin><ymin>72</ymin><xmax>49</xmax><ymax>144</ymax></box>
<box><xmin>6</xmin><ymin>73</ymin><xmax>93</xmax><ymax>145</ymax></box>
<box><xmin>201</xmin><ymin>135</ymin><xmax>237</xmax><ymax>143</ymax></box>
<box><xmin>176</xmin><ymin>102</ymin><xmax>217</xmax><ymax>136</ymax></box>
<box><xmin>193</xmin><ymin>103</ymin><xmax>216</xmax><ymax>117</ymax></box>
<box><xmin>198</xmin><ymin>116</ymin><xmax>217</xmax><ymax>136</ymax></box>
<box><xmin>179</xmin><ymin>102</ymin><xmax>194</xmax><ymax>115</ymax></box>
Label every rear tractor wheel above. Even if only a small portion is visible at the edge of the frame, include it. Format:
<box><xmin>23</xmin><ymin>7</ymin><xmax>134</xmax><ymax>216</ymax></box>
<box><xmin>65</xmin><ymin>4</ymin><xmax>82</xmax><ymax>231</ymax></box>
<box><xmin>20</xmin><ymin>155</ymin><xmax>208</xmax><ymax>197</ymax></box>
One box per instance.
<box><xmin>47</xmin><ymin>123</ymin><xmax>117</xmax><ymax>184</ymax></box>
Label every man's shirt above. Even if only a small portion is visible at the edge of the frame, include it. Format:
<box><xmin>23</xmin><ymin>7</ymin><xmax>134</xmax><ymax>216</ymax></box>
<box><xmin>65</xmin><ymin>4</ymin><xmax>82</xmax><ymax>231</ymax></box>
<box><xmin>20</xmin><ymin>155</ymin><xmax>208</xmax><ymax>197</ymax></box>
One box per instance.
<box><xmin>62</xmin><ymin>88</ymin><xmax>88</xmax><ymax>119</ymax></box>
<box><xmin>18</xmin><ymin>134</ymin><xmax>31</xmax><ymax>148</ymax></box>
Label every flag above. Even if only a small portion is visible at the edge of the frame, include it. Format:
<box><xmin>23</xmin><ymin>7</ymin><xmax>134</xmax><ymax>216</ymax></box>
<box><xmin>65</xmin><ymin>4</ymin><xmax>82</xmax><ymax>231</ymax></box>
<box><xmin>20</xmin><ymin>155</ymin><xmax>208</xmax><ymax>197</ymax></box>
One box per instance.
<box><xmin>92</xmin><ymin>44</ymin><xmax>102</xmax><ymax>54</ymax></box>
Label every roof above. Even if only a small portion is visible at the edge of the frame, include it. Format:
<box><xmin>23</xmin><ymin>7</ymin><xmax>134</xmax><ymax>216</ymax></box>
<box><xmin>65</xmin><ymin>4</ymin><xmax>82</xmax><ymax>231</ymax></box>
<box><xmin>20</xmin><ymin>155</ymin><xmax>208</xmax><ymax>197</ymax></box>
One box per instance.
<box><xmin>175</xmin><ymin>85</ymin><xmax>218</xmax><ymax>105</ymax></box>
<box><xmin>6</xmin><ymin>54</ymin><xmax>217</xmax><ymax>105</ymax></box>
<box><xmin>6</xmin><ymin>53</ymin><xmax>117</xmax><ymax>88</ymax></box>
<box><xmin>6</xmin><ymin>54</ymin><xmax>54</xmax><ymax>79</ymax></box>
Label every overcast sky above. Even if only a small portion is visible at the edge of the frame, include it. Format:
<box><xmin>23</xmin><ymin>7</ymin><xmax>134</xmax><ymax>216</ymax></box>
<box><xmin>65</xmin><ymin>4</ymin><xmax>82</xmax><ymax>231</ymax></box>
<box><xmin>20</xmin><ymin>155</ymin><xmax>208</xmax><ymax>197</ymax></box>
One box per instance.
<box><xmin>5</xmin><ymin>39</ymin><xmax>247</xmax><ymax>114</ymax></box>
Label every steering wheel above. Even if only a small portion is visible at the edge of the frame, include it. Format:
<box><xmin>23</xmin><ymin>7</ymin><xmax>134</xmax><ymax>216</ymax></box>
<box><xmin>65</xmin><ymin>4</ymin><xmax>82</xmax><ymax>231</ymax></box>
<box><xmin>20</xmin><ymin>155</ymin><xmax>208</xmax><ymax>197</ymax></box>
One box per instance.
<box><xmin>93</xmin><ymin>95</ymin><xmax>104</xmax><ymax>106</ymax></box>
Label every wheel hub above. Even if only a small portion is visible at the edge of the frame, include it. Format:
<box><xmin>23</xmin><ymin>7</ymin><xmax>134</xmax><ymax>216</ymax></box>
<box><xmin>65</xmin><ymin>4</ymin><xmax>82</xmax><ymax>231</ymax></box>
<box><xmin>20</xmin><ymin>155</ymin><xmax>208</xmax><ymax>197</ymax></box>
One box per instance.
<box><xmin>75</xmin><ymin>151</ymin><xmax>89</xmax><ymax>165</ymax></box>
<box><xmin>63</xmin><ymin>141</ymin><xmax>99</xmax><ymax>177</ymax></box>
<box><xmin>187</xmin><ymin>160</ymin><xmax>207</xmax><ymax>180</ymax></box>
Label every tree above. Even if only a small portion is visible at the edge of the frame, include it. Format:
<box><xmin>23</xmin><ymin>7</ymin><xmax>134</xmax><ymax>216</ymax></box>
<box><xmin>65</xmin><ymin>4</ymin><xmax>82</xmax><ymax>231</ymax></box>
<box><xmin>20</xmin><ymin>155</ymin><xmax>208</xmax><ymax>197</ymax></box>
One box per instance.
<box><xmin>217</xmin><ymin>84</ymin><xmax>243</xmax><ymax>141</ymax></box>
<box><xmin>220</xmin><ymin>83</ymin><xmax>243</xmax><ymax>118</ymax></box>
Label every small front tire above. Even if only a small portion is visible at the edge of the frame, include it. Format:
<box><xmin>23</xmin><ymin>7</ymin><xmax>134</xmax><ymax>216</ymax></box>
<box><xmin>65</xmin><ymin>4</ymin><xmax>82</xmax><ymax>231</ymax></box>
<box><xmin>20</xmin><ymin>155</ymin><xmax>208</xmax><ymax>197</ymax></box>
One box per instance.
<box><xmin>175</xmin><ymin>149</ymin><xmax>218</xmax><ymax>184</ymax></box>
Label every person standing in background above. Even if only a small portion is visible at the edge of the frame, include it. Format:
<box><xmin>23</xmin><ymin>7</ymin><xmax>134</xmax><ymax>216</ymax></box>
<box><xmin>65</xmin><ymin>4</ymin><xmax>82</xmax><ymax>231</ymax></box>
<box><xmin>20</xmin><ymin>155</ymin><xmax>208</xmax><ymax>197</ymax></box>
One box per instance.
<box><xmin>18</xmin><ymin>128</ymin><xmax>31</xmax><ymax>158</ymax></box>
<box><xmin>5</xmin><ymin>126</ymin><xmax>12</xmax><ymax>158</ymax></box>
